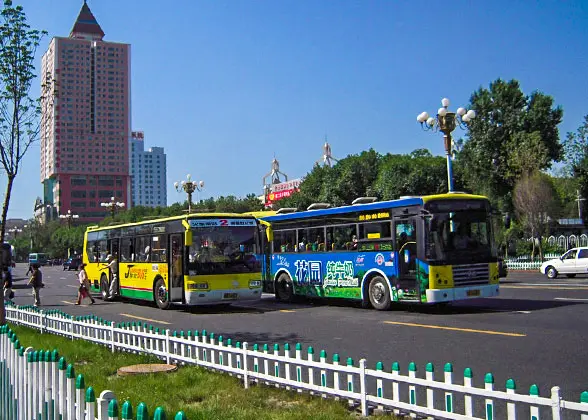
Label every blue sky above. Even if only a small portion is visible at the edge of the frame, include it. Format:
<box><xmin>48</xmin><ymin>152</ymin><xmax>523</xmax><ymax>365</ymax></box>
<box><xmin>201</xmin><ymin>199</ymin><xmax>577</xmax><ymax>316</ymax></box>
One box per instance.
<box><xmin>6</xmin><ymin>0</ymin><xmax>588</xmax><ymax>218</ymax></box>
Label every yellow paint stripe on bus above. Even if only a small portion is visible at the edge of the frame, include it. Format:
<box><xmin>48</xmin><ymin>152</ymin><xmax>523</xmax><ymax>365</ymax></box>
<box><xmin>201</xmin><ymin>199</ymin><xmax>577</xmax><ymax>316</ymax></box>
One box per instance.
<box><xmin>120</xmin><ymin>313</ymin><xmax>171</xmax><ymax>325</ymax></box>
<box><xmin>383</xmin><ymin>321</ymin><xmax>526</xmax><ymax>337</ymax></box>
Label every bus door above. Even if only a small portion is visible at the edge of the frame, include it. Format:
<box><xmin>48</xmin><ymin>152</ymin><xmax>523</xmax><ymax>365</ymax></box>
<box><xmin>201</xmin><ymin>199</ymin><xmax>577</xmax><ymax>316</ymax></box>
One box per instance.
<box><xmin>169</xmin><ymin>234</ymin><xmax>184</xmax><ymax>302</ymax></box>
<box><xmin>394</xmin><ymin>217</ymin><xmax>418</xmax><ymax>295</ymax></box>
<box><xmin>260</xmin><ymin>224</ymin><xmax>273</xmax><ymax>293</ymax></box>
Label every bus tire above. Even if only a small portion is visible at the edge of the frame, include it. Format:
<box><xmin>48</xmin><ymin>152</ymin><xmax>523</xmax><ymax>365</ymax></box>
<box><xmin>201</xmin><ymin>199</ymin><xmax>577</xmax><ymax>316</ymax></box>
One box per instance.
<box><xmin>368</xmin><ymin>276</ymin><xmax>391</xmax><ymax>311</ymax></box>
<box><xmin>275</xmin><ymin>274</ymin><xmax>294</xmax><ymax>302</ymax></box>
<box><xmin>100</xmin><ymin>274</ymin><xmax>110</xmax><ymax>300</ymax></box>
<box><xmin>154</xmin><ymin>278</ymin><xmax>171</xmax><ymax>310</ymax></box>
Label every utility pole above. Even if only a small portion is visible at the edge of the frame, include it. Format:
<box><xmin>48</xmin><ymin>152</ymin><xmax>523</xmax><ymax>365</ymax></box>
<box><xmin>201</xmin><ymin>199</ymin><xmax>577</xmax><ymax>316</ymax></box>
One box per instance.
<box><xmin>576</xmin><ymin>190</ymin><xmax>586</xmax><ymax>221</ymax></box>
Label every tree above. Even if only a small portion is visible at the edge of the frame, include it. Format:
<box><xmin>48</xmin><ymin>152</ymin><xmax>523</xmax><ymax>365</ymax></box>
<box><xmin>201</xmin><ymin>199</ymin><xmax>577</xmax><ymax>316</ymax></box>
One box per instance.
<box><xmin>459</xmin><ymin>79</ymin><xmax>563</xmax><ymax>210</ymax></box>
<box><xmin>513</xmin><ymin>172</ymin><xmax>559</xmax><ymax>261</ymax></box>
<box><xmin>0</xmin><ymin>1</ymin><xmax>47</xmax><ymax>324</ymax></box>
<box><xmin>562</xmin><ymin>114</ymin><xmax>588</xmax><ymax>221</ymax></box>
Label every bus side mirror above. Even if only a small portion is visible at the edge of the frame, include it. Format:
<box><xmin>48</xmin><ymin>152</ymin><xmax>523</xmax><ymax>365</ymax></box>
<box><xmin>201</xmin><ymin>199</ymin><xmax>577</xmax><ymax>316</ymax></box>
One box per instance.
<box><xmin>504</xmin><ymin>213</ymin><xmax>511</xmax><ymax>229</ymax></box>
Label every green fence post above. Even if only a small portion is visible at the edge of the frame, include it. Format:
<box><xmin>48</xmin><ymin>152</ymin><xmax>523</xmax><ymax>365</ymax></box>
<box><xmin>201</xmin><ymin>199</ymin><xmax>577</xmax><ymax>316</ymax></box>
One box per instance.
<box><xmin>174</xmin><ymin>411</ymin><xmax>187</xmax><ymax>420</ymax></box>
<box><xmin>444</xmin><ymin>363</ymin><xmax>454</xmax><ymax>413</ymax></box>
<box><xmin>506</xmin><ymin>378</ymin><xmax>516</xmax><ymax>418</ymax></box>
<box><xmin>579</xmin><ymin>391</ymin><xmax>587</xmax><ymax>420</ymax></box>
<box><xmin>85</xmin><ymin>387</ymin><xmax>96</xmax><ymax>419</ymax></box>
<box><xmin>108</xmin><ymin>398</ymin><xmax>119</xmax><ymax>420</ymax></box>
<box><xmin>408</xmin><ymin>362</ymin><xmax>417</xmax><ymax>407</ymax></box>
<box><xmin>484</xmin><ymin>373</ymin><xmax>495</xmax><ymax>420</ymax></box>
<box><xmin>136</xmin><ymin>402</ymin><xmax>149</xmax><ymax>420</ymax></box>
<box><xmin>154</xmin><ymin>406</ymin><xmax>167</xmax><ymax>419</ymax></box>
<box><xmin>464</xmin><ymin>367</ymin><xmax>473</xmax><ymax>417</ymax></box>
<box><xmin>121</xmin><ymin>400</ymin><xmax>133</xmax><ymax>419</ymax></box>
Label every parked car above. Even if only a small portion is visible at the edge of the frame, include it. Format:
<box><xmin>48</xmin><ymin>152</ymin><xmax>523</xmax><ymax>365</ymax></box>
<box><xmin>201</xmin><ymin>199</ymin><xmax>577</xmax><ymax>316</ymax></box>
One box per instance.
<box><xmin>498</xmin><ymin>257</ymin><xmax>508</xmax><ymax>278</ymax></box>
<box><xmin>539</xmin><ymin>247</ymin><xmax>588</xmax><ymax>279</ymax></box>
<box><xmin>63</xmin><ymin>257</ymin><xmax>81</xmax><ymax>271</ymax></box>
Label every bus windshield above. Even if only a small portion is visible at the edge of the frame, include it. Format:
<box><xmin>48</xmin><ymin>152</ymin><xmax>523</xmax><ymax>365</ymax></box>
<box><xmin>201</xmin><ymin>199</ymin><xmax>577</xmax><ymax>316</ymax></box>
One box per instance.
<box><xmin>187</xmin><ymin>226</ymin><xmax>260</xmax><ymax>275</ymax></box>
<box><xmin>425</xmin><ymin>208</ymin><xmax>495</xmax><ymax>265</ymax></box>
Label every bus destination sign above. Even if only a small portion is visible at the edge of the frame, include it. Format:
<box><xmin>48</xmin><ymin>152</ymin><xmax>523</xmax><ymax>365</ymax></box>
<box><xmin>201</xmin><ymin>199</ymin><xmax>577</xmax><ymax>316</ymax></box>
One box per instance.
<box><xmin>189</xmin><ymin>219</ymin><xmax>257</xmax><ymax>228</ymax></box>
<box><xmin>358</xmin><ymin>212</ymin><xmax>390</xmax><ymax>222</ymax></box>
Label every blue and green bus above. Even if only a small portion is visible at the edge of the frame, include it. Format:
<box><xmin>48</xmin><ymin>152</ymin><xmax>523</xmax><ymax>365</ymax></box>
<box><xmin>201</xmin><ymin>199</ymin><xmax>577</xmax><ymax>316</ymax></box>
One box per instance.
<box><xmin>258</xmin><ymin>193</ymin><xmax>500</xmax><ymax>310</ymax></box>
<box><xmin>28</xmin><ymin>253</ymin><xmax>48</xmax><ymax>266</ymax></box>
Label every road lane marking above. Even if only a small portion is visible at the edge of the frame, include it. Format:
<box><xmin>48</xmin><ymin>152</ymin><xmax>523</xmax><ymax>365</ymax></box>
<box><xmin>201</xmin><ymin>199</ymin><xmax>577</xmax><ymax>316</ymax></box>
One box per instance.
<box><xmin>502</xmin><ymin>285</ymin><xmax>588</xmax><ymax>290</ymax></box>
<box><xmin>516</xmin><ymin>282</ymin><xmax>588</xmax><ymax>287</ymax></box>
<box><xmin>61</xmin><ymin>301</ymin><xmax>75</xmax><ymax>305</ymax></box>
<box><xmin>554</xmin><ymin>297</ymin><xmax>588</xmax><ymax>302</ymax></box>
<box><xmin>279</xmin><ymin>309</ymin><xmax>296</xmax><ymax>313</ymax></box>
<box><xmin>383</xmin><ymin>321</ymin><xmax>526</xmax><ymax>337</ymax></box>
<box><xmin>120</xmin><ymin>313</ymin><xmax>171</xmax><ymax>325</ymax></box>
<box><xmin>66</xmin><ymin>285</ymin><xmax>78</xmax><ymax>289</ymax></box>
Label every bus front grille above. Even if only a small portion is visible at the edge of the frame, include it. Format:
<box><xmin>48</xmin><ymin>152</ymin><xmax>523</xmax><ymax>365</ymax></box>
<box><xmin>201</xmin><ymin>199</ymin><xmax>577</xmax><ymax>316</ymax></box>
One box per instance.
<box><xmin>452</xmin><ymin>263</ymin><xmax>490</xmax><ymax>286</ymax></box>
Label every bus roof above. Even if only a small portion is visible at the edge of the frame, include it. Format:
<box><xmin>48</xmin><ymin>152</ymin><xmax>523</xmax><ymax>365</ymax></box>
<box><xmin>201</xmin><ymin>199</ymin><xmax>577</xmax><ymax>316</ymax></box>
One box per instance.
<box><xmin>86</xmin><ymin>212</ymin><xmax>257</xmax><ymax>232</ymax></box>
<box><xmin>261</xmin><ymin>193</ymin><xmax>488</xmax><ymax>222</ymax></box>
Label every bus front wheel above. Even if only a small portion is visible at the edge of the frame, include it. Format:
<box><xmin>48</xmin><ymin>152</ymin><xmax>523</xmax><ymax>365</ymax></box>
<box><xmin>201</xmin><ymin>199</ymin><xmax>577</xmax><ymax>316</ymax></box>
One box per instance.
<box><xmin>368</xmin><ymin>276</ymin><xmax>391</xmax><ymax>310</ymax></box>
<box><xmin>275</xmin><ymin>274</ymin><xmax>294</xmax><ymax>302</ymax></box>
<box><xmin>100</xmin><ymin>275</ymin><xmax>110</xmax><ymax>300</ymax></box>
<box><xmin>154</xmin><ymin>278</ymin><xmax>171</xmax><ymax>310</ymax></box>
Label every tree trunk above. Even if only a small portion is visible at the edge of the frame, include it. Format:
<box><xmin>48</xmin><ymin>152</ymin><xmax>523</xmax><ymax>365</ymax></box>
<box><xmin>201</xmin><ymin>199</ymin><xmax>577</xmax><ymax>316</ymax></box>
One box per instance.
<box><xmin>0</xmin><ymin>176</ymin><xmax>16</xmax><ymax>326</ymax></box>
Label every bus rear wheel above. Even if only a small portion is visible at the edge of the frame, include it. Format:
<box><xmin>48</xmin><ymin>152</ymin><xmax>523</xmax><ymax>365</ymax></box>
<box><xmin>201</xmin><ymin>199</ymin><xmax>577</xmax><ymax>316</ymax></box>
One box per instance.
<box><xmin>368</xmin><ymin>276</ymin><xmax>391</xmax><ymax>310</ymax></box>
<box><xmin>275</xmin><ymin>274</ymin><xmax>294</xmax><ymax>302</ymax></box>
<box><xmin>154</xmin><ymin>278</ymin><xmax>171</xmax><ymax>310</ymax></box>
<box><xmin>100</xmin><ymin>275</ymin><xmax>110</xmax><ymax>300</ymax></box>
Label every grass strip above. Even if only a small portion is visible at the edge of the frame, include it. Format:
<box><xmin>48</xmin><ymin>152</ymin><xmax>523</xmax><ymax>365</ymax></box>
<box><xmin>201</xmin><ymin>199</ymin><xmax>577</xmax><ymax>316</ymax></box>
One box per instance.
<box><xmin>9</xmin><ymin>324</ymin><xmax>401</xmax><ymax>419</ymax></box>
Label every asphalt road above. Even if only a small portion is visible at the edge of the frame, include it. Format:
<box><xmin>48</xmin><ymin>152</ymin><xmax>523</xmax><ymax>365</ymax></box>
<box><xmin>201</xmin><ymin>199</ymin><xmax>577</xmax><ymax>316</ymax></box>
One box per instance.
<box><xmin>9</xmin><ymin>264</ymin><xmax>588</xmax><ymax>410</ymax></box>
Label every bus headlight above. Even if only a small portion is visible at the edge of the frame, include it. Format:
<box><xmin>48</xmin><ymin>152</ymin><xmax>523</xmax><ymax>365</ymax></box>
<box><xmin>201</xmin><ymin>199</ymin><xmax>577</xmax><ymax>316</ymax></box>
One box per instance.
<box><xmin>249</xmin><ymin>280</ymin><xmax>262</xmax><ymax>288</ymax></box>
<box><xmin>187</xmin><ymin>282</ymin><xmax>208</xmax><ymax>290</ymax></box>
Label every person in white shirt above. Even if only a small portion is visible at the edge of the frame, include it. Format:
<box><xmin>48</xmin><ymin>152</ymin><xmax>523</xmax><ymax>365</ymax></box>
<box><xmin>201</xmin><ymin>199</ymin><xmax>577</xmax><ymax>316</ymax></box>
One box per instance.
<box><xmin>75</xmin><ymin>263</ymin><xmax>95</xmax><ymax>305</ymax></box>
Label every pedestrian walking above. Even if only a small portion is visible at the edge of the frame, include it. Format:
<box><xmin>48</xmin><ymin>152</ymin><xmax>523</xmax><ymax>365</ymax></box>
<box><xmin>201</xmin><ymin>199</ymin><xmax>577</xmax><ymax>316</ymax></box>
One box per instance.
<box><xmin>105</xmin><ymin>254</ymin><xmax>119</xmax><ymax>300</ymax></box>
<box><xmin>27</xmin><ymin>264</ymin><xmax>43</xmax><ymax>307</ymax></box>
<box><xmin>75</xmin><ymin>263</ymin><xmax>95</xmax><ymax>305</ymax></box>
<box><xmin>3</xmin><ymin>268</ymin><xmax>13</xmax><ymax>302</ymax></box>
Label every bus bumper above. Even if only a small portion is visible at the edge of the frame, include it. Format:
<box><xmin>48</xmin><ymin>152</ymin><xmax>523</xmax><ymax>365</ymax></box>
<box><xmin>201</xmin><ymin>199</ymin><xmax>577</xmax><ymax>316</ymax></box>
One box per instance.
<box><xmin>185</xmin><ymin>288</ymin><xmax>262</xmax><ymax>305</ymax></box>
<box><xmin>426</xmin><ymin>284</ymin><xmax>500</xmax><ymax>303</ymax></box>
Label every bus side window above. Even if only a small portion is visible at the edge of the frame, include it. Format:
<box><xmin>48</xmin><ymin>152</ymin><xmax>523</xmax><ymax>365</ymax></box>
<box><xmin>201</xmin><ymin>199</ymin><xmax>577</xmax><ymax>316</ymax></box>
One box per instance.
<box><xmin>274</xmin><ymin>230</ymin><xmax>295</xmax><ymax>253</ymax></box>
<box><xmin>326</xmin><ymin>225</ymin><xmax>357</xmax><ymax>251</ymax></box>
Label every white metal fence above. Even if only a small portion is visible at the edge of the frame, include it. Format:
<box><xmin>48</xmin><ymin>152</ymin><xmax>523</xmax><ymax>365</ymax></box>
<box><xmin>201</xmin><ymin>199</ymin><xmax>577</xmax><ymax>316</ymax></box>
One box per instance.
<box><xmin>3</xmin><ymin>303</ymin><xmax>588</xmax><ymax>419</ymax></box>
<box><xmin>505</xmin><ymin>253</ymin><xmax>560</xmax><ymax>271</ymax></box>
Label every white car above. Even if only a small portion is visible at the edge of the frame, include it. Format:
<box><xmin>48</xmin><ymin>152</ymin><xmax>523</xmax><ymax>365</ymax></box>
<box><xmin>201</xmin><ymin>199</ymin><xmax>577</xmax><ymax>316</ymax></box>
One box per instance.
<box><xmin>540</xmin><ymin>247</ymin><xmax>588</xmax><ymax>279</ymax></box>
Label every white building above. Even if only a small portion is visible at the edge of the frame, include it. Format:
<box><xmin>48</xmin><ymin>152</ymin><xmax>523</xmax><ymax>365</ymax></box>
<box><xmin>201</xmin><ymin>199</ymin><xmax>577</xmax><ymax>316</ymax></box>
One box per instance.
<box><xmin>130</xmin><ymin>131</ymin><xmax>167</xmax><ymax>207</ymax></box>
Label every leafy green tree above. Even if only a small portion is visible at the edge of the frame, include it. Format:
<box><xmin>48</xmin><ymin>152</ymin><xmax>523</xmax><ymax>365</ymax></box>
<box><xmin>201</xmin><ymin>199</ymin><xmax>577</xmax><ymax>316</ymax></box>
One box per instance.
<box><xmin>562</xmin><ymin>114</ymin><xmax>588</xmax><ymax>220</ymax></box>
<box><xmin>459</xmin><ymin>79</ymin><xmax>563</xmax><ymax>210</ymax></box>
<box><xmin>513</xmin><ymin>172</ymin><xmax>559</xmax><ymax>261</ymax></box>
<box><xmin>0</xmin><ymin>1</ymin><xmax>47</xmax><ymax>242</ymax></box>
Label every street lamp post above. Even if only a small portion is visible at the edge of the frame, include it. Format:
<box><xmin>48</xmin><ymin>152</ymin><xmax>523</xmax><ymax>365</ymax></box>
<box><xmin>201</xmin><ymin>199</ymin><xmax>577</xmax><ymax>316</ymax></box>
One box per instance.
<box><xmin>100</xmin><ymin>196</ymin><xmax>125</xmax><ymax>218</ymax></box>
<box><xmin>59</xmin><ymin>209</ymin><xmax>80</xmax><ymax>228</ymax></box>
<box><xmin>174</xmin><ymin>174</ymin><xmax>204</xmax><ymax>213</ymax></box>
<box><xmin>59</xmin><ymin>210</ymin><xmax>79</xmax><ymax>257</ymax></box>
<box><xmin>417</xmin><ymin>98</ymin><xmax>476</xmax><ymax>192</ymax></box>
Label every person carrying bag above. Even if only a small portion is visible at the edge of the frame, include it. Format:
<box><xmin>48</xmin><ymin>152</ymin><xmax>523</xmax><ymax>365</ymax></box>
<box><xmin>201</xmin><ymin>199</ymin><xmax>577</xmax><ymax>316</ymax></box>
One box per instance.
<box><xmin>76</xmin><ymin>263</ymin><xmax>95</xmax><ymax>305</ymax></box>
<box><xmin>27</xmin><ymin>264</ymin><xmax>43</xmax><ymax>307</ymax></box>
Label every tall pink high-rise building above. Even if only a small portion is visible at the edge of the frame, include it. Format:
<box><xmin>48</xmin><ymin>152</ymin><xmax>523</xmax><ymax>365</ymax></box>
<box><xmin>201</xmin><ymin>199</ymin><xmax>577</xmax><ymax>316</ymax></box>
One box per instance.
<box><xmin>40</xmin><ymin>1</ymin><xmax>131</xmax><ymax>222</ymax></box>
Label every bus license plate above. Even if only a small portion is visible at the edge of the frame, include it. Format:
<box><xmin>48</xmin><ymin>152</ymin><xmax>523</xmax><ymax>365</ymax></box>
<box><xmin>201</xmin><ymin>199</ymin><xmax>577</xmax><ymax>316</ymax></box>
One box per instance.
<box><xmin>223</xmin><ymin>293</ymin><xmax>238</xmax><ymax>300</ymax></box>
<box><xmin>467</xmin><ymin>289</ymin><xmax>480</xmax><ymax>297</ymax></box>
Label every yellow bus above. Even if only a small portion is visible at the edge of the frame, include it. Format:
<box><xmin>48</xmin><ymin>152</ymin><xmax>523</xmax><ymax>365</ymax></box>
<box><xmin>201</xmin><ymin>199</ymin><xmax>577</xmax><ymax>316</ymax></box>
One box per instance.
<box><xmin>83</xmin><ymin>213</ymin><xmax>264</xmax><ymax>309</ymax></box>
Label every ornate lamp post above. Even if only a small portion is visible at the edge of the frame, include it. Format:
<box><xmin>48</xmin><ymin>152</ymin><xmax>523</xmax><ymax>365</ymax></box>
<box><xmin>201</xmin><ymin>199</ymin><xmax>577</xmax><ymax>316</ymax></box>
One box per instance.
<box><xmin>59</xmin><ymin>209</ymin><xmax>79</xmax><ymax>228</ymax></box>
<box><xmin>174</xmin><ymin>174</ymin><xmax>204</xmax><ymax>213</ymax></box>
<box><xmin>417</xmin><ymin>97</ymin><xmax>476</xmax><ymax>192</ymax></box>
<box><xmin>100</xmin><ymin>196</ymin><xmax>125</xmax><ymax>218</ymax></box>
